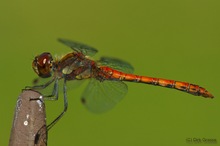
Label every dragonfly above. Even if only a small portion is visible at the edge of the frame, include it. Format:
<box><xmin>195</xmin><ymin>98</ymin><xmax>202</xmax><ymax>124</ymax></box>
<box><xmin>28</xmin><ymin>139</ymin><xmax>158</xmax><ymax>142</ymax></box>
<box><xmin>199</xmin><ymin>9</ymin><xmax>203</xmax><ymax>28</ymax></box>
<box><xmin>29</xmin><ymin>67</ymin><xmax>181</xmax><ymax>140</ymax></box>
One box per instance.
<box><xmin>28</xmin><ymin>38</ymin><xmax>214</xmax><ymax>130</ymax></box>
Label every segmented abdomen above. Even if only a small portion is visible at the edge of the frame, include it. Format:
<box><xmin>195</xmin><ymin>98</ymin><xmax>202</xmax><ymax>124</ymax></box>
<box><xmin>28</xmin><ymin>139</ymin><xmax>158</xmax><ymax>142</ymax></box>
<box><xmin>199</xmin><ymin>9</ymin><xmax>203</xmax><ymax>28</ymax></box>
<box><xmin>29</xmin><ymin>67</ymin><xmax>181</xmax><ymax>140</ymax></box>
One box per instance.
<box><xmin>99</xmin><ymin>67</ymin><xmax>214</xmax><ymax>98</ymax></box>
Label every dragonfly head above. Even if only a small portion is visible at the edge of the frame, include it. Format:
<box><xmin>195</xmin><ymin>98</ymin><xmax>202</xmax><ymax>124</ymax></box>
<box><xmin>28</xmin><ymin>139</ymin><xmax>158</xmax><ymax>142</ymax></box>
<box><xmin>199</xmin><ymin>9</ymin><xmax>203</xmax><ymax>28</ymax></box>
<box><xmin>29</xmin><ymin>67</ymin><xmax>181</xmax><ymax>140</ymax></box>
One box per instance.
<box><xmin>32</xmin><ymin>52</ymin><xmax>53</xmax><ymax>78</ymax></box>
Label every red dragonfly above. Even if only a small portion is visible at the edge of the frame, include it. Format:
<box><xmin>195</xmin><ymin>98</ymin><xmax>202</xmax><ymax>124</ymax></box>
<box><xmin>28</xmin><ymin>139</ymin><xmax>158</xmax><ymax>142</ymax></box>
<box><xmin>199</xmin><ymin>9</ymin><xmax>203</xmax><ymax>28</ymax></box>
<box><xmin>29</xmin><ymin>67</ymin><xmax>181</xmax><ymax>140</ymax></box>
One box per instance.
<box><xmin>28</xmin><ymin>38</ymin><xmax>214</xmax><ymax>130</ymax></box>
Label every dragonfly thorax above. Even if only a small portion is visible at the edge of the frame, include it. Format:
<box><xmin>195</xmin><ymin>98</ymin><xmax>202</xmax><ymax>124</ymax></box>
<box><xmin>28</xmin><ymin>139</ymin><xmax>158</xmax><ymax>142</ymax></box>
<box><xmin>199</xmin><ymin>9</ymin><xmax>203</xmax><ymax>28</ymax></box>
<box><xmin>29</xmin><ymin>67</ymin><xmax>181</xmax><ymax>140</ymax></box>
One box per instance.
<box><xmin>51</xmin><ymin>52</ymin><xmax>94</xmax><ymax>80</ymax></box>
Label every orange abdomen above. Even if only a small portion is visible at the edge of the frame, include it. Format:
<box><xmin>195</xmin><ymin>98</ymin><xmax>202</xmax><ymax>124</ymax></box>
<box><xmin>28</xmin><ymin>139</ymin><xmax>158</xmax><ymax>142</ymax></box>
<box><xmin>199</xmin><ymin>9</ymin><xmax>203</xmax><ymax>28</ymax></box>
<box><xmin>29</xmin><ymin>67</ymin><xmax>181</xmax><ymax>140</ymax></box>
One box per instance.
<box><xmin>100</xmin><ymin>67</ymin><xmax>214</xmax><ymax>98</ymax></box>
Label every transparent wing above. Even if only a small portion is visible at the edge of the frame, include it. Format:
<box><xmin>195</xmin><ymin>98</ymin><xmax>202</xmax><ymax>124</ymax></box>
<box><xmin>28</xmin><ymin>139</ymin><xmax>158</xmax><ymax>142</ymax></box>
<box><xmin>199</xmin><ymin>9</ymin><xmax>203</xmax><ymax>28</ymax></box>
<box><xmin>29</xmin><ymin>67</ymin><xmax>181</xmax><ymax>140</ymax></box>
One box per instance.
<box><xmin>81</xmin><ymin>78</ymin><xmax>128</xmax><ymax>113</ymax></box>
<box><xmin>98</xmin><ymin>57</ymin><xmax>134</xmax><ymax>73</ymax></box>
<box><xmin>58</xmin><ymin>38</ymin><xmax>98</xmax><ymax>56</ymax></box>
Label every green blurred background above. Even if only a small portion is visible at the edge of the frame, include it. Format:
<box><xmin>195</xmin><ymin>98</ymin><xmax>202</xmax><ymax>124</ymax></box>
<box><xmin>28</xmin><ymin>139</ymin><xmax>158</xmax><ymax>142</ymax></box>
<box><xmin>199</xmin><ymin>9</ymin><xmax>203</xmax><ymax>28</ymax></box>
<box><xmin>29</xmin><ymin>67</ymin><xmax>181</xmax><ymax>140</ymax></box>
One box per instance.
<box><xmin>1</xmin><ymin>0</ymin><xmax>219</xmax><ymax>145</ymax></box>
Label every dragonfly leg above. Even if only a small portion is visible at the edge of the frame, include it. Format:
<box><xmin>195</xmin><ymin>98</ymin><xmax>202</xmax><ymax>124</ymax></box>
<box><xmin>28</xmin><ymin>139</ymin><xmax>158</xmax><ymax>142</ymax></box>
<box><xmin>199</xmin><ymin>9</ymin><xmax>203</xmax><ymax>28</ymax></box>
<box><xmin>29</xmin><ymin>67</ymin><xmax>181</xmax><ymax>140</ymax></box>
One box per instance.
<box><xmin>44</xmin><ymin>79</ymin><xmax>59</xmax><ymax>101</ymax></box>
<box><xmin>25</xmin><ymin>78</ymin><xmax>59</xmax><ymax>100</ymax></box>
<box><xmin>47</xmin><ymin>79</ymin><xmax>68</xmax><ymax>130</ymax></box>
<box><xmin>25</xmin><ymin>78</ymin><xmax>55</xmax><ymax>90</ymax></box>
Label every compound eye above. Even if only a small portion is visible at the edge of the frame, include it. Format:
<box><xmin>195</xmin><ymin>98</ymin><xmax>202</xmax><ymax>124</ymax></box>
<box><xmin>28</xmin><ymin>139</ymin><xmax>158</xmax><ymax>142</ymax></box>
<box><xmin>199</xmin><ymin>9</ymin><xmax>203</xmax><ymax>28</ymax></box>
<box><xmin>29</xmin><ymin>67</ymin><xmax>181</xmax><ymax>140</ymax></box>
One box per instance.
<box><xmin>32</xmin><ymin>52</ymin><xmax>53</xmax><ymax>78</ymax></box>
<box><xmin>38</xmin><ymin>53</ymin><xmax>52</xmax><ymax>66</ymax></box>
